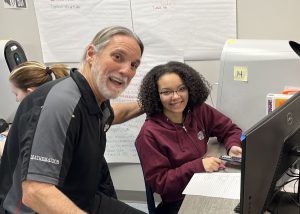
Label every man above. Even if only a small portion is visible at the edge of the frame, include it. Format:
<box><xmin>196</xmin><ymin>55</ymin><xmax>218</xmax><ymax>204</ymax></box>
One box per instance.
<box><xmin>0</xmin><ymin>26</ymin><xmax>145</xmax><ymax>214</ymax></box>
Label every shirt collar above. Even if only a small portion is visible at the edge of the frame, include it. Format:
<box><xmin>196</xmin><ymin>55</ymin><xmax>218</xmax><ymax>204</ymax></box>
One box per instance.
<box><xmin>70</xmin><ymin>68</ymin><xmax>104</xmax><ymax>115</ymax></box>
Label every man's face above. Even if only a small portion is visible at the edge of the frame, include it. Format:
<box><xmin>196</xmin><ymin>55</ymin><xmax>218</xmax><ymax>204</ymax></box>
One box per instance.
<box><xmin>90</xmin><ymin>35</ymin><xmax>141</xmax><ymax>100</ymax></box>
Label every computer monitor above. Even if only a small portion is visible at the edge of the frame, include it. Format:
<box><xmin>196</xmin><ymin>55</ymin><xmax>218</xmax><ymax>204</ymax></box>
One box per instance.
<box><xmin>240</xmin><ymin>91</ymin><xmax>300</xmax><ymax>214</ymax></box>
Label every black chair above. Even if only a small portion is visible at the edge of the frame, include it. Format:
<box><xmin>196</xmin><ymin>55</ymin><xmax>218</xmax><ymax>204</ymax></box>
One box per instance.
<box><xmin>144</xmin><ymin>178</ymin><xmax>156</xmax><ymax>214</ymax></box>
<box><xmin>0</xmin><ymin>119</ymin><xmax>8</xmax><ymax>133</ymax></box>
<box><xmin>136</xmin><ymin>144</ymin><xmax>157</xmax><ymax>214</ymax></box>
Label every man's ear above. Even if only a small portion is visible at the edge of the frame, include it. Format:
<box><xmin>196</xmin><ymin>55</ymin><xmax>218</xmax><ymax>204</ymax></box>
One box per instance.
<box><xmin>86</xmin><ymin>45</ymin><xmax>96</xmax><ymax>64</ymax></box>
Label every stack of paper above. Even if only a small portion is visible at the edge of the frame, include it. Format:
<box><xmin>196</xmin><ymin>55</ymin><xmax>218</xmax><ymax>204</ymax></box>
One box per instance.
<box><xmin>182</xmin><ymin>173</ymin><xmax>241</xmax><ymax>200</ymax></box>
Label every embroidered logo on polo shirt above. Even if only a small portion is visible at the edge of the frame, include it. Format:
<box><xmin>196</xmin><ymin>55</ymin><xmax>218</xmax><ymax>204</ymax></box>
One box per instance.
<box><xmin>104</xmin><ymin>124</ymin><xmax>110</xmax><ymax>132</ymax></box>
<box><xmin>30</xmin><ymin>154</ymin><xmax>60</xmax><ymax>165</ymax></box>
<box><xmin>197</xmin><ymin>130</ymin><xmax>205</xmax><ymax>140</ymax></box>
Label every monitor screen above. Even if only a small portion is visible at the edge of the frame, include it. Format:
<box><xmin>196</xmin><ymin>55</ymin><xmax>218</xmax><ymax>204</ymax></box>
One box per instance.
<box><xmin>240</xmin><ymin>91</ymin><xmax>300</xmax><ymax>214</ymax></box>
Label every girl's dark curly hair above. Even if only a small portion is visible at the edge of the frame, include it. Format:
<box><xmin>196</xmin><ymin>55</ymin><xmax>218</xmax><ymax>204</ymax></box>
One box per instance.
<box><xmin>138</xmin><ymin>61</ymin><xmax>211</xmax><ymax>115</ymax></box>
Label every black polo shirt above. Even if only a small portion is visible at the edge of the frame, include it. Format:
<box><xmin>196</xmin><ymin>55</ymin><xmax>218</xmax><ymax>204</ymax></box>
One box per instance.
<box><xmin>0</xmin><ymin>69</ymin><xmax>114</xmax><ymax>213</ymax></box>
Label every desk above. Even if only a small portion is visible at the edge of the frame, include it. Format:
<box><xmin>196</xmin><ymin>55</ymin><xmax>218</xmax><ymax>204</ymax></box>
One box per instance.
<box><xmin>179</xmin><ymin>139</ymin><xmax>240</xmax><ymax>214</ymax></box>
<box><xmin>179</xmin><ymin>195</ymin><xmax>239</xmax><ymax>214</ymax></box>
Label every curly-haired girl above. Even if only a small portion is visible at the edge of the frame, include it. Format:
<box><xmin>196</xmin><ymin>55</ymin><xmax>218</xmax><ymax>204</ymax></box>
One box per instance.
<box><xmin>136</xmin><ymin>61</ymin><xmax>242</xmax><ymax>214</ymax></box>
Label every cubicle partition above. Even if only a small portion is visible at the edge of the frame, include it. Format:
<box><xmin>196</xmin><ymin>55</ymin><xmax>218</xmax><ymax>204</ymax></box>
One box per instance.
<box><xmin>217</xmin><ymin>39</ymin><xmax>300</xmax><ymax>131</ymax></box>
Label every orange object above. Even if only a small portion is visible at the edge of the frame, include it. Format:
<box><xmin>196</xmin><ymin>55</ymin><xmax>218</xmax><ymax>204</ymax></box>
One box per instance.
<box><xmin>282</xmin><ymin>89</ymin><xmax>298</xmax><ymax>95</ymax></box>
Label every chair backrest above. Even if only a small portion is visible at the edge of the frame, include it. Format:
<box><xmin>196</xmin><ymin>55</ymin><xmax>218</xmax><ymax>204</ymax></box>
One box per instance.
<box><xmin>144</xmin><ymin>178</ymin><xmax>156</xmax><ymax>214</ymax></box>
<box><xmin>135</xmin><ymin>143</ymin><xmax>156</xmax><ymax>214</ymax></box>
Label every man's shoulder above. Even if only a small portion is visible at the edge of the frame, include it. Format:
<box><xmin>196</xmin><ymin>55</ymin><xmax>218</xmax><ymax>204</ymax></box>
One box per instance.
<box><xmin>15</xmin><ymin>77</ymin><xmax>81</xmax><ymax>120</ymax></box>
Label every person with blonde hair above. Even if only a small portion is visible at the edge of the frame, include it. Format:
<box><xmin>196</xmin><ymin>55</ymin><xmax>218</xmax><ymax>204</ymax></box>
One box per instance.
<box><xmin>9</xmin><ymin>61</ymin><xmax>69</xmax><ymax>102</ymax></box>
<box><xmin>0</xmin><ymin>61</ymin><xmax>69</xmax><ymax>158</ymax></box>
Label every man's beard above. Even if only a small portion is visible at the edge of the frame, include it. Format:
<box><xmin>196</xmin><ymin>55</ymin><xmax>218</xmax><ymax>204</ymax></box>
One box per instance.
<box><xmin>91</xmin><ymin>61</ymin><xmax>128</xmax><ymax>100</ymax></box>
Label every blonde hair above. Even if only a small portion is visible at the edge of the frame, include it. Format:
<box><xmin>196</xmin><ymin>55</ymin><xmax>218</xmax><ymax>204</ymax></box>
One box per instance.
<box><xmin>9</xmin><ymin>61</ymin><xmax>69</xmax><ymax>91</ymax></box>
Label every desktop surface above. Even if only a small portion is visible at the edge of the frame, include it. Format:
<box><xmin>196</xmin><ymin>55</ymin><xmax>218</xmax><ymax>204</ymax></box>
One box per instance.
<box><xmin>179</xmin><ymin>194</ymin><xmax>239</xmax><ymax>214</ymax></box>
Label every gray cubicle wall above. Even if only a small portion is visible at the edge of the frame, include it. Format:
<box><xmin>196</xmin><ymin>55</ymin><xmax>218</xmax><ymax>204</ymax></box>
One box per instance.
<box><xmin>1</xmin><ymin>0</ymin><xmax>300</xmax><ymax>200</ymax></box>
<box><xmin>217</xmin><ymin>39</ymin><xmax>300</xmax><ymax>132</ymax></box>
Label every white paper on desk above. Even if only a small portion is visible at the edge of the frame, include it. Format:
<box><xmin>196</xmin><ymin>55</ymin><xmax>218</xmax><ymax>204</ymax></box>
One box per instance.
<box><xmin>182</xmin><ymin>173</ymin><xmax>240</xmax><ymax>199</ymax></box>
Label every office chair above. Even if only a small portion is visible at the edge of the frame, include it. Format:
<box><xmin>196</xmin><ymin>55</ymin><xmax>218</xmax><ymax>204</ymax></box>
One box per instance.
<box><xmin>0</xmin><ymin>119</ymin><xmax>9</xmax><ymax>133</ymax></box>
<box><xmin>144</xmin><ymin>178</ymin><xmax>156</xmax><ymax>214</ymax></box>
<box><xmin>135</xmin><ymin>143</ymin><xmax>157</xmax><ymax>214</ymax></box>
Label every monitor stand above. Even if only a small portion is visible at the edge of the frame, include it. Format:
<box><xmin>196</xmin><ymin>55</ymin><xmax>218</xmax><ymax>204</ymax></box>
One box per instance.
<box><xmin>268</xmin><ymin>191</ymin><xmax>300</xmax><ymax>213</ymax></box>
<box><xmin>268</xmin><ymin>163</ymin><xmax>300</xmax><ymax>214</ymax></box>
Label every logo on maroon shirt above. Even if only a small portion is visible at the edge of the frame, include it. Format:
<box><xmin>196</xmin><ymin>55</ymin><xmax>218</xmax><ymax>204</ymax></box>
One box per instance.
<box><xmin>197</xmin><ymin>130</ymin><xmax>205</xmax><ymax>140</ymax></box>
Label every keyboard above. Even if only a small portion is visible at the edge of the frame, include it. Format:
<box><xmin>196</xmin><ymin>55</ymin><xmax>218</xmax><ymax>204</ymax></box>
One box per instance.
<box><xmin>234</xmin><ymin>202</ymin><xmax>240</xmax><ymax>213</ymax></box>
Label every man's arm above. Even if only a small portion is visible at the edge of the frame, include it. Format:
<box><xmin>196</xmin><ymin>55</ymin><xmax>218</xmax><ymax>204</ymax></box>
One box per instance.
<box><xmin>22</xmin><ymin>180</ymin><xmax>87</xmax><ymax>214</ymax></box>
<box><xmin>111</xmin><ymin>102</ymin><xmax>144</xmax><ymax>125</ymax></box>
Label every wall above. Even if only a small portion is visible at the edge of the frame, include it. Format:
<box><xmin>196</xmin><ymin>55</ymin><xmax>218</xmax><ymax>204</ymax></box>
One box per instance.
<box><xmin>237</xmin><ymin>0</ymin><xmax>300</xmax><ymax>41</ymax></box>
<box><xmin>1</xmin><ymin>0</ymin><xmax>300</xmax><ymax>200</ymax></box>
<box><xmin>0</xmin><ymin>1</ymin><xmax>42</xmax><ymax>61</ymax></box>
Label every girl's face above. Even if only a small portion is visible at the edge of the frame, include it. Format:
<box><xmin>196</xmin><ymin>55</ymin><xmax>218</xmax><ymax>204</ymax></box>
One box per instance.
<box><xmin>157</xmin><ymin>72</ymin><xmax>189</xmax><ymax>120</ymax></box>
<box><xmin>10</xmin><ymin>82</ymin><xmax>30</xmax><ymax>102</ymax></box>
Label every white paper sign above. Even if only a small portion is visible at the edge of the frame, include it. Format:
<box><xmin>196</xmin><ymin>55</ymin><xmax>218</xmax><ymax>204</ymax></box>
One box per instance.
<box><xmin>34</xmin><ymin>0</ymin><xmax>236</xmax><ymax>62</ymax></box>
